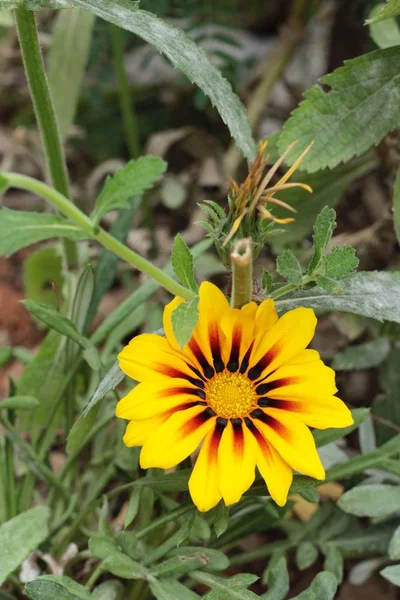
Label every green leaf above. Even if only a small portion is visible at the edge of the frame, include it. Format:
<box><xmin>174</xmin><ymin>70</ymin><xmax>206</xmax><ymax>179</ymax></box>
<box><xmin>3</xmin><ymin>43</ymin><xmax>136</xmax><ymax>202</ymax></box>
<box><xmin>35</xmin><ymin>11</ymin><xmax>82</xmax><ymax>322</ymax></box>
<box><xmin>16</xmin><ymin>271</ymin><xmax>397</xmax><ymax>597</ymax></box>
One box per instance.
<box><xmin>393</xmin><ymin>168</ymin><xmax>400</xmax><ymax>245</ymax></box>
<box><xmin>70</xmin><ymin>0</ymin><xmax>256</xmax><ymax>163</ymax></box>
<box><xmin>315</xmin><ymin>276</ymin><xmax>342</xmax><ymax>294</ymax></box>
<box><xmin>339</xmin><ymin>483</ymin><xmax>400</xmax><ymax>517</ymax></box>
<box><xmin>290</xmin><ymin>572</ymin><xmax>337</xmax><ymax>600</ymax></box>
<box><xmin>92</xmin><ymin>581</ymin><xmax>124</xmax><ymax>600</ymax></box>
<box><xmin>124</xmin><ymin>487</ymin><xmax>141</xmax><ymax>529</ymax></box>
<box><xmin>21</xmin><ymin>300</ymin><xmax>101</xmax><ymax>370</ymax></box>
<box><xmin>0</xmin><ymin>506</ymin><xmax>50</xmax><ymax>586</ymax></box>
<box><xmin>366</xmin><ymin>0</ymin><xmax>400</xmax><ymax>23</ymax></box>
<box><xmin>262</xmin><ymin>556</ymin><xmax>289</xmax><ymax>600</ymax></box>
<box><xmin>90</xmin><ymin>156</ymin><xmax>167</xmax><ymax>225</ymax></box>
<box><xmin>388</xmin><ymin>525</ymin><xmax>400</xmax><ymax>559</ymax></box>
<box><xmin>66</xmin><ymin>265</ymin><xmax>95</xmax><ymax>364</ymax></box>
<box><xmin>172</xmin><ymin>234</ymin><xmax>198</xmax><ymax>293</ymax></box>
<box><xmin>66</xmin><ymin>401</ymin><xmax>102</xmax><ymax>456</ymax></box>
<box><xmin>368</xmin><ymin>3</ymin><xmax>400</xmax><ymax>47</ymax></box>
<box><xmin>296</xmin><ymin>541</ymin><xmax>319</xmax><ymax>571</ymax></box>
<box><xmin>262</xmin><ymin>269</ymin><xmax>273</xmax><ymax>294</ymax></box>
<box><xmin>213</xmin><ymin>502</ymin><xmax>229</xmax><ymax>538</ymax></box>
<box><xmin>171</xmin><ymin>298</ymin><xmax>199</xmax><ymax>348</ymax></box>
<box><xmin>168</xmin><ymin>547</ymin><xmax>229</xmax><ymax>572</ymax></box>
<box><xmin>0</xmin><ymin>1</ymin><xmax>70</xmax><ymax>8</ymax></box>
<box><xmin>48</xmin><ymin>8</ymin><xmax>95</xmax><ymax>139</ymax></box>
<box><xmin>271</xmin><ymin>157</ymin><xmax>377</xmax><ymax>247</ymax></box>
<box><xmin>23</xmin><ymin>246</ymin><xmax>64</xmax><ymax>309</ymax></box>
<box><xmin>299</xmin><ymin>487</ymin><xmax>320</xmax><ymax>504</ymax></box>
<box><xmin>25</xmin><ymin>575</ymin><xmax>92</xmax><ymax>600</ymax></box>
<box><xmin>0</xmin><ymin>396</ymin><xmax>39</xmax><ymax>411</ymax></box>
<box><xmin>83</xmin><ymin>361</ymin><xmax>125</xmax><ymax>417</ymax></box>
<box><xmin>323</xmin><ymin>547</ymin><xmax>343</xmax><ymax>584</ymax></box>
<box><xmin>279</xmin><ymin>46</ymin><xmax>400</xmax><ymax>172</ymax></box>
<box><xmin>149</xmin><ymin>579</ymin><xmax>200</xmax><ymax>600</ymax></box>
<box><xmin>332</xmin><ymin>338</ymin><xmax>390</xmax><ymax>371</ymax></box>
<box><xmin>0</xmin><ymin>347</ymin><xmax>11</xmax><ymax>366</ymax></box>
<box><xmin>373</xmin><ymin>346</ymin><xmax>400</xmax><ymax>444</ymax></box>
<box><xmin>0</xmin><ymin>208</ymin><xmax>88</xmax><ymax>256</ymax></box>
<box><xmin>326</xmin><ymin>246</ymin><xmax>359</xmax><ymax>278</ymax></box>
<box><xmin>89</xmin><ymin>536</ymin><xmax>146</xmax><ymax>580</ymax></box>
<box><xmin>192</xmin><ymin>572</ymin><xmax>260</xmax><ymax>600</ymax></box>
<box><xmin>308</xmin><ymin>207</ymin><xmax>336</xmax><ymax>276</ymax></box>
<box><xmin>380</xmin><ymin>565</ymin><xmax>400</xmax><ymax>586</ymax></box>
<box><xmin>150</xmin><ymin>554</ymin><xmax>209</xmax><ymax>578</ymax></box>
<box><xmin>276</xmin><ymin>250</ymin><xmax>302</xmax><ymax>284</ymax></box>
<box><xmin>276</xmin><ymin>272</ymin><xmax>400</xmax><ymax>323</ymax></box>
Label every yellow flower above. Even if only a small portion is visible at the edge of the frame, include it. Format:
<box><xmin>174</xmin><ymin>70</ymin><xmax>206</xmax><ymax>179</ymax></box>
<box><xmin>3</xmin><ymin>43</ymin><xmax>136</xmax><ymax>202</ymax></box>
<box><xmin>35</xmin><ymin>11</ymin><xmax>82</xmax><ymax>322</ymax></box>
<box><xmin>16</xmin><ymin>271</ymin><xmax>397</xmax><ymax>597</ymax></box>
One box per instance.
<box><xmin>116</xmin><ymin>282</ymin><xmax>353</xmax><ymax>512</ymax></box>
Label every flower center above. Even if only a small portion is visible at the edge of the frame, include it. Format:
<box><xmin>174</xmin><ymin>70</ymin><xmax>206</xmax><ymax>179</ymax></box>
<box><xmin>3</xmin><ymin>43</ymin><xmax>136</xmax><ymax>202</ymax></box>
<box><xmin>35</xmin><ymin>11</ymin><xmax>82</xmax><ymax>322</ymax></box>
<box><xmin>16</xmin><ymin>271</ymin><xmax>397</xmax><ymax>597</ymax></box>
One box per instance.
<box><xmin>205</xmin><ymin>371</ymin><xmax>257</xmax><ymax>419</ymax></box>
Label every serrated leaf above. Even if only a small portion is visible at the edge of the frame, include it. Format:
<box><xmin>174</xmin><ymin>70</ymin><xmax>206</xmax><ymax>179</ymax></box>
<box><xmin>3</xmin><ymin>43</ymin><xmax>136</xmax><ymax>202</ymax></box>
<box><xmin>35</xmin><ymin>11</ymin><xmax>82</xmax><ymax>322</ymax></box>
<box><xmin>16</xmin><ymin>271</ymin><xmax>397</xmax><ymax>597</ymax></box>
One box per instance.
<box><xmin>171</xmin><ymin>298</ymin><xmax>199</xmax><ymax>348</ymax></box>
<box><xmin>90</xmin><ymin>156</ymin><xmax>167</xmax><ymax>225</ymax></box>
<box><xmin>279</xmin><ymin>47</ymin><xmax>400</xmax><ymax>172</ymax></box>
<box><xmin>296</xmin><ymin>541</ymin><xmax>319</xmax><ymax>571</ymax></box>
<box><xmin>276</xmin><ymin>271</ymin><xmax>400</xmax><ymax>323</ymax></box>
<box><xmin>276</xmin><ymin>250</ymin><xmax>302</xmax><ymax>284</ymax></box>
<box><xmin>0</xmin><ymin>507</ymin><xmax>50</xmax><ymax>586</ymax></box>
<box><xmin>339</xmin><ymin>483</ymin><xmax>400</xmax><ymax>516</ymax></box>
<box><xmin>389</xmin><ymin>525</ymin><xmax>400</xmax><ymax>559</ymax></box>
<box><xmin>263</xmin><ymin>556</ymin><xmax>289</xmax><ymax>600</ymax></box>
<box><xmin>381</xmin><ymin>564</ymin><xmax>400</xmax><ymax>586</ymax></box>
<box><xmin>366</xmin><ymin>0</ymin><xmax>400</xmax><ymax>23</ymax></box>
<box><xmin>70</xmin><ymin>0</ymin><xmax>256</xmax><ymax>164</ymax></box>
<box><xmin>290</xmin><ymin>572</ymin><xmax>337</xmax><ymax>600</ymax></box>
<box><xmin>21</xmin><ymin>300</ymin><xmax>100</xmax><ymax>370</ymax></box>
<box><xmin>172</xmin><ymin>234</ymin><xmax>197</xmax><ymax>292</ymax></box>
<box><xmin>308</xmin><ymin>207</ymin><xmax>336</xmax><ymax>275</ymax></box>
<box><xmin>368</xmin><ymin>3</ymin><xmax>400</xmax><ymax>47</ymax></box>
<box><xmin>25</xmin><ymin>575</ymin><xmax>92</xmax><ymax>600</ymax></box>
<box><xmin>332</xmin><ymin>338</ymin><xmax>390</xmax><ymax>371</ymax></box>
<box><xmin>0</xmin><ymin>208</ymin><xmax>88</xmax><ymax>256</ymax></box>
<box><xmin>48</xmin><ymin>8</ymin><xmax>95</xmax><ymax>140</ymax></box>
<box><xmin>326</xmin><ymin>246</ymin><xmax>359</xmax><ymax>278</ymax></box>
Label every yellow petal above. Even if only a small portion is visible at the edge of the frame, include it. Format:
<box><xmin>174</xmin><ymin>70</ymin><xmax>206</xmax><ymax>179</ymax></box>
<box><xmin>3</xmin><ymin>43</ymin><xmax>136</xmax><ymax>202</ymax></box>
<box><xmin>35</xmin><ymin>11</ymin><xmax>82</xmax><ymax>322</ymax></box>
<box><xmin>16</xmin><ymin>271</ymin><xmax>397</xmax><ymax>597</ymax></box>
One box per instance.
<box><xmin>269</xmin><ymin>396</ymin><xmax>354</xmax><ymax>430</ymax></box>
<box><xmin>189</xmin><ymin>425</ymin><xmax>222</xmax><ymax>512</ymax></box>
<box><xmin>220</xmin><ymin>302</ymin><xmax>258</xmax><ymax>367</ymax></box>
<box><xmin>163</xmin><ymin>296</ymin><xmax>186</xmax><ymax>350</ymax></box>
<box><xmin>255</xmin><ymin>298</ymin><xmax>279</xmax><ymax>332</ymax></box>
<box><xmin>122</xmin><ymin>414</ymin><xmax>169</xmax><ymax>447</ymax></box>
<box><xmin>140</xmin><ymin>405</ymin><xmax>216</xmax><ymax>469</ymax></box>
<box><xmin>248</xmin><ymin>308</ymin><xmax>317</xmax><ymax>381</ymax></box>
<box><xmin>116</xmin><ymin>379</ymin><xmax>204</xmax><ymax>420</ymax></box>
<box><xmin>118</xmin><ymin>333</ymin><xmax>198</xmax><ymax>383</ymax></box>
<box><xmin>254</xmin><ymin>408</ymin><xmax>325</xmax><ymax>480</ymax></box>
<box><xmin>264</xmin><ymin>360</ymin><xmax>337</xmax><ymax>399</ymax></box>
<box><xmin>217</xmin><ymin>420</ymin><xmax>258</xmax><ymax>505</ymax></box>
<box><xmin>253</xmin><ymin>428</ymin><xmax>293</xmax><ymax>506</ymax></box>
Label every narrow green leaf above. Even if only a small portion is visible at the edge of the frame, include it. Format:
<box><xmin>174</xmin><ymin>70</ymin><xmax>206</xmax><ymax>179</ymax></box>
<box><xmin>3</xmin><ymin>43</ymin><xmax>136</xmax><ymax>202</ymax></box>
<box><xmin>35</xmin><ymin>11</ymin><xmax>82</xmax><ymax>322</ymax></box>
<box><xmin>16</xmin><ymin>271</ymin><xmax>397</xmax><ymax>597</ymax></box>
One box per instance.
<box><xmin>25</xmin><ymin>575</ymin><xmax>91</xmax><ymax>600</ymax></box>
<box><xmin>308</xmin><ymin>207</ymin><xmax>336</xmax><ymax>275</ymax></box>
<box><xmin>0</xmin><ymin>506</ymin><xmax>50</xmax><ymax>586</ymax></box>
<box><xmin>172</xmin><ymin>234</ymin><xmax>197</xmax><ymax>293</ymax></box>
<box><xmin>332</xmin><ymin>338</ymin><xmax>390</xmax><ymax>371</ymax></box>
<box><xmin>0</xmin><ymin>208</ymin><xmax>88</xmax><ymax>256</ymax></box>
<box><xmin>262</xmin><ymin>556</ymin><xmax>289</xmax><ymax>600</ymax></box>
<box><xmin>66</xmin><ymin>265</ymin><xmax>95</xmax><ymax>364</ymax></box>
<box><xmin>296</xmin><ymin>541</ymin><xmax>319</xmax><ymax>571</ymax></box>
<box><xmin>388</xmin><ymin>525</ymin><xmax>400</xmax><ymax>559</ymax></box>
<box><xmin>368</xmin><ymin>3</ymin><xmax>400</xmax><ymax>47</ymax></box>
<box><xmin>323</xmin><ymin>547</ymin><xmax>343</xmax><ymax>584</ymax></box>
<box><xmin>83</xmin><ymin>361</ymin><xmax>125</xmax><ymax>417</ymax></box>
<box><xmin>48</xmin><ymin>8</ymin><xmax>95</xmax><ymax>139</ymax></box>
<box><xmin>89</xmin><ymin>536</ymin><xmax>146</xmax><ymax>580</ymax></box>
<box><xmin>91</xmin><ymin>156</ymin><xmax>167</xmax><ymax>225</ymax></box>
<box><xmin>171</xmin><ymin>298</ymin><xmax>199</xmax><ymax>348</ymax></box>
<box><xmin>299</xmin><ymin>487</ymin><xmax>320</xmax><ymax>504</ymax></box>
<box><xmin>279</xmin><ymin>46</ymin><xmax>400</xmax><ymax>172</ymax></box>
<box><xmin>290</xmin><ymin>572</ymin><xmax>337</xmax><ymax>600</ymax></box>
<box><xmin>276</xmin><ymin>272</ymin><xmax>400</xmax><ymax>324</ymax></box>
<box><xmin>366</xmin><ymin>0</ymin><xmax>400</xmax><ymax>23</ymax></box>
<box><xmin>70</xmin><ymin>0</ymin><xmax>256</xmax><ymax>163</ymax></box>
<box><xmin>168</xmin><ymin>547</ymin><xmax>229</xmax><ymax>572</ymax></box>
<box><xmin>339</xmin><ymin>483</ymin><xmax>400</xmax><ymax>517</ymax></box>
<box><xmin>124</xmin><ymin>487</ymin><xmax>141</xmax><ymax>529</ymax></box>
<box><xmin>262</xmin><ymin>270</ymin><xmax>273</xmax><ymax>294</ymax></box>
<box><xmin>191</xmin><ymin>572</ymin><xmax>260</xmax><ymax>600</ymax></box>
<box><xmin>149</xmin><ymin>578</ymin><xmax>200</xmax><ymax>600</ymax></box>
<box><xmin>66</xmin><ymin>402</ymin><xmax>102</xmax><ymax>456</ymax></box>
<box><xmin>213</xmin><ymin>502</ymin><xmax>229</xmax><ymax>538</ymax></box>
<box><xmin>0</xmin><ymin>396</ymin><xmax>39</xmax><ymax>411</ymax></box>
<box><xmin>393</xmin><ymin>168</ymin><xmax>400</xmax><ymax>244</ymax></box>
<box><xmin>150</xmin><ymin>554</ymin><xmax>208</xmax><ymax>578</ymax></box>
<box><xmin>380</xmin><ymin>564</ymin><xmax>400</xmax><ymax>586</ymax></box>
<box><xmin>326</xmin><ymin>246</ymin><xmax>359</xmax><ymax>278</ymax></box>
<box><xmin>21</xmin><ymin>300</ymin><xmax>100</xmax><ymax>370</ymax></box>
<box><xmin>276</xmin><ymin>250</ymin><xmax>302</xmax><ymax>284</ymax></box>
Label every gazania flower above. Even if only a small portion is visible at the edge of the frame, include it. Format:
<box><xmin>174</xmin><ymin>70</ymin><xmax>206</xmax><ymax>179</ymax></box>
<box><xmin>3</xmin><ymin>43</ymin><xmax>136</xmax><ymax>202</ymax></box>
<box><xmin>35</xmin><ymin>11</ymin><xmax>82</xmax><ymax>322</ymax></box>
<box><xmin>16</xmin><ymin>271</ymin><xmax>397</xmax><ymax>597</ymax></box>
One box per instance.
<box><xmin>116</xmin><ymin>283</ymin><xmax>353</xmax><ymax>512</ymax></box>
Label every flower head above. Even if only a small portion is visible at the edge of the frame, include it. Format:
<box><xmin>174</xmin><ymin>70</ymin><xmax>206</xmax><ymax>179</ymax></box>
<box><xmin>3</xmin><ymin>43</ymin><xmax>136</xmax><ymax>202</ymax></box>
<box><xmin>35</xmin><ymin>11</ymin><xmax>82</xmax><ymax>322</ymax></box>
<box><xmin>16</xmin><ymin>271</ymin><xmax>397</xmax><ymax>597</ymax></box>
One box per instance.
<box><xmin>116</xmin><ymin>282</ymin><xmax>353</xmax><ymax>512</ymax></box>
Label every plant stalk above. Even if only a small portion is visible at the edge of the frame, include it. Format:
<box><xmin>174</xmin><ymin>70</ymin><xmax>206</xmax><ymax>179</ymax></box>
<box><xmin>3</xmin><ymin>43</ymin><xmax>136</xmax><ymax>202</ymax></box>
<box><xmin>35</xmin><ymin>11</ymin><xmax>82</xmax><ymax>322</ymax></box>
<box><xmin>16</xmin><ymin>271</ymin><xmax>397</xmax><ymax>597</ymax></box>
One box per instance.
<box><xmin>2</xmin><ymin>173</ymin><xmax>196</xmax><ymax>301</ymax></box>
<box><xmin>14</xmin><ymin>7</ymin><xmax>78</xmax><ymax>267</ymax></box>
<box><xmin>230</xmin><ymin>238</ymin><xmax>253</xmax><ymax>308</ymax></box>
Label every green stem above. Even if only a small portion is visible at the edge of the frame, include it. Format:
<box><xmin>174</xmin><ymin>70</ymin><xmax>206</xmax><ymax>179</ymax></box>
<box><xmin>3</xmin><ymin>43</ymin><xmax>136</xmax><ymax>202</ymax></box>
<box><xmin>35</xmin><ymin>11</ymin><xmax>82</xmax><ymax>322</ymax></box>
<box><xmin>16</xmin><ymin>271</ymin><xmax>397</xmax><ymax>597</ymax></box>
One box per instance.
<box><xmin>110</xmin><ymin>24</ymin><xmax>140</xmax><ymax>159</ymax></box>
<box><xmin>230</xmin><ymin>239</ymin><xmax>253</xmax><ymax>308</ymax></box>
<box><xmin>14</xmin><ymin>7</ymin><xmax>78</xmax><ymax>267</ymax></box>
<box><xmin>271</xmin><ymin>276</ymin><xmax>314</xmax><ymax>301</ymax></box>
<box><xmin>2</xmin><ymin>173</ymin><xmax>196</xmax><ymax>301</ymax></box>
